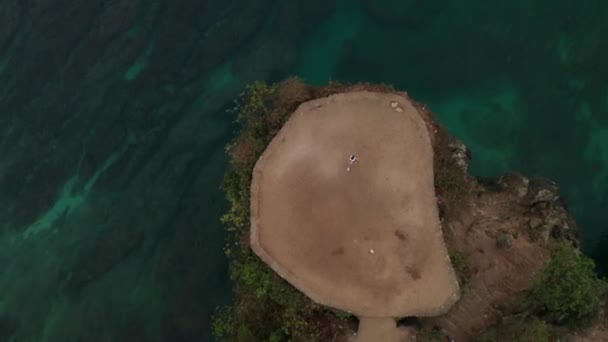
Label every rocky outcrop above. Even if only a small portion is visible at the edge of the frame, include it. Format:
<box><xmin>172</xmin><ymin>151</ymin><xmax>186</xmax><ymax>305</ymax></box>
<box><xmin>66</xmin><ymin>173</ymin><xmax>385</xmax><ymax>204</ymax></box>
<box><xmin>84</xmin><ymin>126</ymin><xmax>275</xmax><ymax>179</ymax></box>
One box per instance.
<box><xmin>410</xmin><ymin>109</ymin><xmax>585</xmax><ymax>340</ymax></box>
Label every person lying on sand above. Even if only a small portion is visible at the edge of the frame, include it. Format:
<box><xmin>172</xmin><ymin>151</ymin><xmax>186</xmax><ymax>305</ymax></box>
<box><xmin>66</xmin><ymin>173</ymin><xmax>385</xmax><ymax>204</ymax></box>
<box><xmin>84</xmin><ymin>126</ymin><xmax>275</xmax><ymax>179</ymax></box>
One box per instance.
<box><xmin>347</xmin><ymin>154</ymin><xmax>358</xmax><ymax>172</ymax></box>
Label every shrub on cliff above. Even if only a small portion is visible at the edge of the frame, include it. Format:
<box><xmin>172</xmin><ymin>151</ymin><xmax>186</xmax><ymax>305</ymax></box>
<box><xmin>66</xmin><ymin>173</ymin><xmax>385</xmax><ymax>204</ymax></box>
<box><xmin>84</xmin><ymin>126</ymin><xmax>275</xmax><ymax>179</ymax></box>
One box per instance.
<box><xmin>448</xmin><ymin>250</ymin><xmax>472</xmax><ymax>292</ymax></box>
<box><xmin>517</xmin><ymin>317</ymin><xmax>550</xmax><ymax>342</ymax></box>
<box><xmin>479</xmin><ymin>315</ymin><xmax>551</xmax><ymax>342</ymax></box>
<box><xmin>213</xmin><ymin>81</ymin><xmax>352</xmax><ymax>341</ymax></box>
<box><xmin>527</xmin><ymin>244</ymin><xmax>608</xmax><ymax>326</ymax></box>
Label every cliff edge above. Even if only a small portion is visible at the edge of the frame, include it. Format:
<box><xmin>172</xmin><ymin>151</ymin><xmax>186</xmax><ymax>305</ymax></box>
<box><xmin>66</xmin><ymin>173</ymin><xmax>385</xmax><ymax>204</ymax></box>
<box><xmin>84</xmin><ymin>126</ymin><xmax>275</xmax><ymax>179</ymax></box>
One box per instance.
<box><xmin>213</xmin><ymin>79</ymin><xmax>608</xmax><ymax>342</ymax></box>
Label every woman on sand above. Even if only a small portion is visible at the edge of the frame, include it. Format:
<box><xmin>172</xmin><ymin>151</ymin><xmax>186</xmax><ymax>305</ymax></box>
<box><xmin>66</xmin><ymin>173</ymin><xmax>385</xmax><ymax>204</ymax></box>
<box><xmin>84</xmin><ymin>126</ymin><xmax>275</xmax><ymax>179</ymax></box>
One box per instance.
<box><xmin>347</xmin><ymin>154</ymin><xmax>358</xmax><ymax>172</ymax></box>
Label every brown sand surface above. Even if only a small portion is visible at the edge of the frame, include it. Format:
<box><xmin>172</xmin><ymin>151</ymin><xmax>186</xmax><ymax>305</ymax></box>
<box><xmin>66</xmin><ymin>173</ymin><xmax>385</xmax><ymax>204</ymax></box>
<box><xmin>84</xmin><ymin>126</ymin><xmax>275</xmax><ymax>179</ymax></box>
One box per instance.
<box><xmin>250</xmin><ymin>91</ymin><xmax>459</xmax><ymax>320</ymax></box>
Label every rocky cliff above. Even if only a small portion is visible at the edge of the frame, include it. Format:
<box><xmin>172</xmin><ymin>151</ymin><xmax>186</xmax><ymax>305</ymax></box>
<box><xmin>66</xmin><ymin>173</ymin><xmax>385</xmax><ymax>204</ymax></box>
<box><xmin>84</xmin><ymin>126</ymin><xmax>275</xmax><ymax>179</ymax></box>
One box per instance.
<box><xmin>215</xmin><ymin>79</ymin><xmax>608</xmax><ymax>342</ymax></box>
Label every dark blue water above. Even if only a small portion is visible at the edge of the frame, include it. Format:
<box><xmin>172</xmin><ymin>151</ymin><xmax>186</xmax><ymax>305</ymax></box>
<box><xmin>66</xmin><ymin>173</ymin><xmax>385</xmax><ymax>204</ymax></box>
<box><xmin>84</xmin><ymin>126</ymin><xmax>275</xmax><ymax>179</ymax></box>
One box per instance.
<box><xmin>0</xmin><ymin>0</ymin><xmax>606</xmax><ymax>340</ymax></box>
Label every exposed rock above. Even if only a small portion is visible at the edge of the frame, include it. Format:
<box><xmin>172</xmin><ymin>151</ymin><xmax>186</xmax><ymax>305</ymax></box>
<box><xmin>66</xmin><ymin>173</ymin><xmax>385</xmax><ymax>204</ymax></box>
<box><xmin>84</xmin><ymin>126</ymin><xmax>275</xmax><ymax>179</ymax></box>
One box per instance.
<box><xmin>524</xmin><ymin>179</ymin><xmax>580</xmax><ymax>247</ymax></box>
<box><xmin>528</xmin><ymin>216</ymin><xmax>543</xmax><ymax>229</ymax></box>
<box><xmin>497</xmin><ymin>173</ymin><xmax>530</xmax><ymax>198</ymax></box>
<box><xmin>447</xmin><ymin>139</ymin><xmax>471</xmax><ymax>173</ymax></box>
<box><xmin>420</xmin><ymin>136</ymin><xmax>581</xmax><ymax>340</ymax></box>
<box><xmin>526</xmin><ymin>177</ymin><xmax>561</xmax><ymax>205</ymax></box>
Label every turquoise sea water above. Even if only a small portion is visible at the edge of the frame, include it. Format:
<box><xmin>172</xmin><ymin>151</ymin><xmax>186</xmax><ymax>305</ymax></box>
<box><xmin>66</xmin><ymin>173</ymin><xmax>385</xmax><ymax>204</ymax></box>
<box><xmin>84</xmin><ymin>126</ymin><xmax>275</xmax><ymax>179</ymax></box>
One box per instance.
<box><xmin>1</xmin><ymin>0</ymin><xmax>607</xmax><ymax>340</ymax></box>
<box><xmin>295</xmin><ymin>0</ymin><xmax>608</xmax><ymax>255</ymax></box>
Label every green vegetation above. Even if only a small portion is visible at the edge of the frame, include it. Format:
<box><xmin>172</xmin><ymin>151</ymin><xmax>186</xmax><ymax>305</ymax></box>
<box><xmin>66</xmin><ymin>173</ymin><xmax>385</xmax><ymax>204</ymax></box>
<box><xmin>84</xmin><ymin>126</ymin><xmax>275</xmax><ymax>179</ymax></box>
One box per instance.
<box><xmin>448</xmin><ymin>250</ymin><xmax>473</xmax><ymax>291</ymax></box>
<box><xmin>433</xmin><ymin>131</ymin><xmax>470</xmax><ymax>218</ymax></box>
<box><xmin>478</xmin><ymin>243</ymin><xmax>608</xmax><ymax>341</ymax></box>
<box><xmin>526</xmin><ymin>243</ymin><xmax>608</xmax><ymax>327</ymax></box>
<box><xmin>213</xmin><ymin>80</ymin><xmax>353</xmax><ymax>341</ymax></box>
<box><xmin>516</xmin><ymin>317</ymin><xmax>551</xmax><ymax>342</ymax></box>
<box><xmin>417</xmin><ymin>327</ymin><xmax>447</xmax><ymax>341</ymax></box>
<box><xmin>435</xmin><ymin>164</ymin><xmax>468</xmax><ymax>202</ymax></box>
<box><xmin>479</xmin><ymin>316</ymin><xmax>550</xmax><ymax>342</ymax></box>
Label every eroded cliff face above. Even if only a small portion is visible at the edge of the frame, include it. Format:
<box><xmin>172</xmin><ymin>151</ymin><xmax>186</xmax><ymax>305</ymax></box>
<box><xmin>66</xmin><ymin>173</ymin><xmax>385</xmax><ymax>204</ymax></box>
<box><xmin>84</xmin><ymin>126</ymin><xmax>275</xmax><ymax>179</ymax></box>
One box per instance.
<box><xmin>427</xmin><ymin>156</ymin><xmax>577</xmax><ymax>339</ymax></box>
<box><xmin>411</xmin><ymin>102</ymin><xmax>602</xmax><ymax>341</ymax></box>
